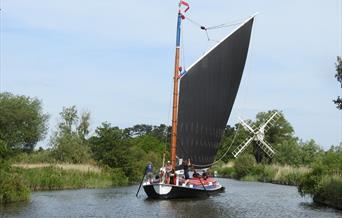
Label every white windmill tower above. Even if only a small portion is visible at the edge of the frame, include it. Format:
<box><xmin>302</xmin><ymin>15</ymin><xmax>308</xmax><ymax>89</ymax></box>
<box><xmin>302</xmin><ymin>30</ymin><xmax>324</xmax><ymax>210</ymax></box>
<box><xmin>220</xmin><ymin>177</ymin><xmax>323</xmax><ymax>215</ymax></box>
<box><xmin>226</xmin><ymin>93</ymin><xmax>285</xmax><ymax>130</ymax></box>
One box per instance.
<box><xmin>232</xmin><ymin>112</ymin><xmax>281</xmax><ymax>158</ymax></box>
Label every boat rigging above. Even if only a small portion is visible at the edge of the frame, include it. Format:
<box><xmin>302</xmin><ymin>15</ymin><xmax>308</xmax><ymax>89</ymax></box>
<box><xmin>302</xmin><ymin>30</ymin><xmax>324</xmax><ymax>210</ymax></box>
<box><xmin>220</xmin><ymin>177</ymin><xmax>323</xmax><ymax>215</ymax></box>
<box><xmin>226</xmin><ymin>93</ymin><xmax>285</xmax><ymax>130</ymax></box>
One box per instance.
<box><xmin>141</xmin><ymin>0</ymin><xmax>256</xmax><ymax>199</ymax></box>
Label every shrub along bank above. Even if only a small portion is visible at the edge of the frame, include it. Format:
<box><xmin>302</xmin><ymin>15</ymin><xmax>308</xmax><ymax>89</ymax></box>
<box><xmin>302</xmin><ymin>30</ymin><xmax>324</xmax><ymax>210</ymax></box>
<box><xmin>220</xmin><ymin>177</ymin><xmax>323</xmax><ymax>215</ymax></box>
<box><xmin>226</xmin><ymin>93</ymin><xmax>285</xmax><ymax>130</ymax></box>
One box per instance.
<box><xmin>0</xmin><ymin>162</ymin><xmax>30</xmax><ymax>204</ymax></box>
<box><xmin>298</xmin><ymin>147</ymin><xmax>342</xmax><ymax>210</ymax></box>
<box><xmin>214</xmin><ymin>156</ymin><xmax>310</xmax><ymax>186</ymax></box>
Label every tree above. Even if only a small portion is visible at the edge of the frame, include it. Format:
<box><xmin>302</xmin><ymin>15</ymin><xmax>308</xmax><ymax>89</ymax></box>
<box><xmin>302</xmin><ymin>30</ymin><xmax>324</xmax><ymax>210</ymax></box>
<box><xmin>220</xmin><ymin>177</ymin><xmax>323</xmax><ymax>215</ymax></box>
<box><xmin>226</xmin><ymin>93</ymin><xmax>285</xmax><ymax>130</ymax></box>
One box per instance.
<box><xmin>275</xmin><ymin>139</ymin><xmax>301</xmax><ymax>166</ymax></box>
<box><xmin>333</xmin><ymin>56</ymin><xmax>342</xmax><ymax>110</ymax></box>
<box><xmin>299</xmin><ymin>139</ymin><xmax>322</xmax><ymax>165</ymax></box>
<box><xmin>77</xmin><ymin>111</ymin><xmax>91</xmax><ymax>141</ymax></box>
<box><xmin>0</xmin><ymin>92</ymin><xmax>49</xmax><ymax>151</ymax></box>
<box><xmin>246</xmin><ymin>110</ymin><xmax>294</xmax><ymax>163</ymax></box>
<box><xmin>89</xmin><ymin>123</ymin><xmax>134</xmax><ymax>178</ymax></box>
<box><xmin>51</xmin><ymin>106</ymin><xmax>91</xmax><ymax>163</ymax></box>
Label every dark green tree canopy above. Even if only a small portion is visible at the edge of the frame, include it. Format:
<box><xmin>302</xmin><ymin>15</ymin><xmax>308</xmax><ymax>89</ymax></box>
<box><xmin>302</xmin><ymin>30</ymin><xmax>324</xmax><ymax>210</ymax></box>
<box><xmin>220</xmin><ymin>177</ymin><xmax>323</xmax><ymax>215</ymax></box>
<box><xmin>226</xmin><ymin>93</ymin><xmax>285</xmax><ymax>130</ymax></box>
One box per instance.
<box><xmin>333</xmin><ymin>56</ymin><xmax>342</xmax><ymax>110</ymax></box>
<box><xmin>123</xmin><ymin>124</ymin><xmax>170</xmax><ymax>142</ymax></box>
<box><xmin>0</xmin><ymin>92</ymin><xmax>49</xmax><ymax>151</ymax></box>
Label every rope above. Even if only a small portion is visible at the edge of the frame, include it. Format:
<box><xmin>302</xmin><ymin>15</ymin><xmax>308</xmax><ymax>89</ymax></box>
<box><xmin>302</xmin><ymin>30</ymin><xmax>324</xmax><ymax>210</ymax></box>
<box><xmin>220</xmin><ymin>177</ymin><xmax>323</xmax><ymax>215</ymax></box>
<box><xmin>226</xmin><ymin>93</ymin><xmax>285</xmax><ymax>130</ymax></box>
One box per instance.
<box><xmin>184</xmin><ymin>16</ymin><xmax>244</xmax><ymax>43</ymax></box>
<box><xmin>192</xmin><ymin>123</ymin><xmax>242</xmax><ymax>168</ymax></box>
<box><xmin>206</xmin><ymin>21</ymin><xmax>244</xmax><ymax>30</ymax></box>
<box><xmin>163</xmin><ymin>60</ymin><xmax>175</xmax><ymax>166</ymax></box>
<box><xmin>185</xmin><ymin>16</ymin><xmax>202</xmax><ymax>28</ymax></box>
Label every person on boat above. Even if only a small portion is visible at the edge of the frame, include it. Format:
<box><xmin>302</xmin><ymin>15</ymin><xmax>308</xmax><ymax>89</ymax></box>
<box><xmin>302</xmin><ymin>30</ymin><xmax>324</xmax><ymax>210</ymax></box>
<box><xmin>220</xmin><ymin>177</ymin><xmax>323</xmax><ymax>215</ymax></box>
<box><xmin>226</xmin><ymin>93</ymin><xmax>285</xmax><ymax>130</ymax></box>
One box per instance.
<box><xmin>165</xmin><ymin>161</ymin><xmax>172</xmax><ymax>184</ymax></box>
<box><xmin>193</xmin><ymin>169</ymin><xmax>200</xmax><ymax>178</ymax></box>
<box><xmin>182</xmin><ymin>158</ymin><xmax>191</xmax><ymax>180</ymax></box>
<box><xmin>154</xmin><ymin>175</ymin><xmax>160</xmax><ymax>183</ymax></box>
<box><xmin>202</xmin><ymin>171</ymin><xmax>208</xmax><ymax>180</ymax></box>
<box><xmin>169</xmin><ymin>169</ymin><xmax>176</xmax><ymax>185</ymax></box>
<box><xmin>146</xmin><ymin>162</ymin><xmax>153</xmax><ymax>183</ymax></box>
<box><xmin>159</xmin><ymin>169</ymin><xmax>165</xmax><ymax>184</ymax></box>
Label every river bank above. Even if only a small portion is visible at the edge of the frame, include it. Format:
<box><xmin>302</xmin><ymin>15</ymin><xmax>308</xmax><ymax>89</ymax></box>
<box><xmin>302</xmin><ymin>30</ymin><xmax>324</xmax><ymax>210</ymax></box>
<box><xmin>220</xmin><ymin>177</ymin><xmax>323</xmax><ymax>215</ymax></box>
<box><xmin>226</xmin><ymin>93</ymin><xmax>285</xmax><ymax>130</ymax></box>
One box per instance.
<box><xmin>214</xmin><ymin>162</ymin><xmax>342</xmax><ymax>211</ymax></box>
<box><xmin>0</xmin><ymin>163</ymin><xmax>128</xmax><ymax>204</ymax></box>
<box><xmin>214</xmin><ymin>163</ymin><xmax>310</xmax><ymax>186</ymax></box>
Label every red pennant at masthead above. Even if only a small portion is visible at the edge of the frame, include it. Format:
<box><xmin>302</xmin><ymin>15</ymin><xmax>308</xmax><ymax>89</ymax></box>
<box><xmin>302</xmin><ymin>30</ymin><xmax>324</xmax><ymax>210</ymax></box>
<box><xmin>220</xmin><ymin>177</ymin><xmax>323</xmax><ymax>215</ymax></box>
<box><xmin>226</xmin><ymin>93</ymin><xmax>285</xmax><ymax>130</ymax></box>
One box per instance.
<box><xmin>180</xmin><ymin>1</ymin><xmax>190</xmax><ymax>13</ymax></box>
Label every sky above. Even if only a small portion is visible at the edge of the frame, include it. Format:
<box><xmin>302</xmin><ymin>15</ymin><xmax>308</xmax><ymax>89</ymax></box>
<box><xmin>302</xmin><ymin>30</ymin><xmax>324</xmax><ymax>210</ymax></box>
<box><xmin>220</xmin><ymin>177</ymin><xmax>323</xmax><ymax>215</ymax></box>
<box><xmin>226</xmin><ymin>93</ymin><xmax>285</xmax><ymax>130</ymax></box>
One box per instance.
<box><xmin>0</xmin><ymin>0</ymin><xmax>341</xmax><ymax>149</ymax></box>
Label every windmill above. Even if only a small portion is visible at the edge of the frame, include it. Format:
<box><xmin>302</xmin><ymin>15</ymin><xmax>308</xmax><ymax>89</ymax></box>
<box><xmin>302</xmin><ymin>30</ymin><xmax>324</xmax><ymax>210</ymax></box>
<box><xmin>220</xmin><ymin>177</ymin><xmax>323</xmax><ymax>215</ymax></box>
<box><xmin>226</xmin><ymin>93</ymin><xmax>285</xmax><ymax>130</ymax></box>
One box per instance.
<box><xmin>232</xmin><ymin>112</ymin><xmax>281</xmax><ymax>158</ymax></box>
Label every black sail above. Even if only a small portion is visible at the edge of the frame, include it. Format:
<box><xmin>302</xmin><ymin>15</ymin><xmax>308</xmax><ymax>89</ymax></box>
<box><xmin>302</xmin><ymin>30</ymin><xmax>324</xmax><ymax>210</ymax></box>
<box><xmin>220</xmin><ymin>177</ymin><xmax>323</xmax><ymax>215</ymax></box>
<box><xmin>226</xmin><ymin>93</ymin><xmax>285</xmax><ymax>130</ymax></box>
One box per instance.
<box><xmin>176</xmin><ymin>17</ymin><xmax>254</xmax><ymax>167</ymax></box>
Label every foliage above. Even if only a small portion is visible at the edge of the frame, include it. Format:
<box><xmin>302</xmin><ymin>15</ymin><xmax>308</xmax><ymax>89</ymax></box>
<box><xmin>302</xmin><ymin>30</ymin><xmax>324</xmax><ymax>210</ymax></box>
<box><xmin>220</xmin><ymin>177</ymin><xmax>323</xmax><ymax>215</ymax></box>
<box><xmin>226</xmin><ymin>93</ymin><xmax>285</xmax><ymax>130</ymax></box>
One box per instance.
<box><xmin>216</xmin><ymin>124</ymin><xmax>250</xmax><ymax>162</ymax></box>
<box><xmin>0</xmin><ymin>140</ymin><xmax>11</xmax><ymax>160</ymax></box>
<box><xmin>89</xmin><ymin>123</ymin><xmax>130</xmax><ymax>166</ymax></box>
<box><xmin>217</xmin><ymin>163</ymin><xmax>309</xmax><ymax>185</ymax></box>
<box><xmin>253</xmin><ymin>110</ymin><xmax>294</xmax><ymax>162</ymax></box>
<box><xmin>217</xmin><ymin>167</ymin><xmax>236</xmax><ymax>178</ymax></box>
<box><xmin>51</xmin><ymin>134</ymin><xmax>91</xmax><ymax>164</ymax></box>
<box><xmin>0</xmin><ymin>92</ymin><xmax>49</xmax><ymax>152</ymax></box>
<box><xmin>124</xmin><ymin>124</ymin><xmax>171</xmax><ymax>142</ymax></box>
<box><xmin>298</xmin><ymin>144</ymin><xmax>342</xmax><ymax>209</ymax></box>
<box><xmin>217</xmin><ymin>110</ymin><xmax>323</xmax><ymax>167</ymax></box>
<box><xmin>0</xmin><ymin>161</ymin><xmax>30</xmax><ymax>204</ymax></box>
<box><xmin>313</xmin><ymin>176</ymin><xmax>342</xmax><ymax>209</ymax></box>
<box><xmin>51</xmin><ymin>106</ymin><xmax>92</xmax><ymax>164</ymax></box>
<box><xmin>131</xmin><ymin>134</ymin><xmax>165</xmax><ymax>154</ymax></box>
<box><xmin>9</xmin><ymin>149</ymin><xmax>54</xmax><ymax>164</ymax></box>
<box><xmin>18</xmin><ymin>166</ymin><xmax>113</xmax><ymax>191</ymax></box>
<box><xmin>234</xmin><ymin>154</ymin><xmax>256</xmax><ymax>179</ymax></box>
<box><xmin>299</xmin><ymin>139</ymin><xmax>323</xmax><ymax>165</ymax></box>
<box><xmin>217</xmin><ymin>110</ymin><xmax>296</xmax><ymax>163</ymax></box>
<box><xmin>111</xmin><ymin>168</ymin><xmax>129</xmax><ymax>186</ymax></box>
<box><xmin>333</xmin><ymin>56</ymin><xmax>342</xmax><ymax>110</ymax></box>
<box><xmin>274</xmin><ymin>139</ymin><xmax>301</xmax><ymax>166</ymax></box>
<box><xmin>89</xmin><ymin>122</ymin><xmax>165</xmax><ymax>183</ymax></box>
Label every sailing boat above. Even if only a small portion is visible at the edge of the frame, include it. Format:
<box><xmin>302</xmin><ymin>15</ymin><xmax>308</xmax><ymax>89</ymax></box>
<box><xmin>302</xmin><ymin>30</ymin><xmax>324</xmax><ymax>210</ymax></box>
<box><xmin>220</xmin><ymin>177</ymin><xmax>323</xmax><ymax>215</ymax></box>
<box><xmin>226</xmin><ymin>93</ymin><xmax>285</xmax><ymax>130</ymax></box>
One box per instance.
<box><xmin>143</xmin><ymin>1</ymin><xmax>255</xmax><ymax>199</ymax></box>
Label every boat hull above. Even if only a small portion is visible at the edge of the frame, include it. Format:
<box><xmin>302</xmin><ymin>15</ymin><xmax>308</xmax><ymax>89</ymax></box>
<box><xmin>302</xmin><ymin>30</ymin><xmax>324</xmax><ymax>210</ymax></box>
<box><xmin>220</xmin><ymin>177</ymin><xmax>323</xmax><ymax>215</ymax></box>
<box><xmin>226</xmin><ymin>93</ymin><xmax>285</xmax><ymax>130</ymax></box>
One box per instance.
<box><xmin>143</xmin><ymin>183</ymin><xmax>224</xmax><ymax>199</ymax></box>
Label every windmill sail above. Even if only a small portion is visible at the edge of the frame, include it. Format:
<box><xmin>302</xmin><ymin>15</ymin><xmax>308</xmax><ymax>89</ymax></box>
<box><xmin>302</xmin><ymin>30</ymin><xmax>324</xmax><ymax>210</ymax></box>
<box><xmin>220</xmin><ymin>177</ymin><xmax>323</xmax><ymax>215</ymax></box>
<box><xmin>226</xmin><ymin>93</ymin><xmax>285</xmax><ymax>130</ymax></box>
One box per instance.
<box><xmin>176</xmin><ymin>17</ymin><xmax>254</xmax><ymax>167</ymax></box>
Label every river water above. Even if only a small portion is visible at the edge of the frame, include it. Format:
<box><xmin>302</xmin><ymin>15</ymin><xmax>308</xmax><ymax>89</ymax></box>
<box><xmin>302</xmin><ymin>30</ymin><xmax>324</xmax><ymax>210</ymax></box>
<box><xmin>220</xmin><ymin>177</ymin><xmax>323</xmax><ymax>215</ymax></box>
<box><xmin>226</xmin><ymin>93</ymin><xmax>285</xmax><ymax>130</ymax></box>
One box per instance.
<box><xmin>1</xmin><ymin>179</ymin><xmax>341</xmax><ymax>218</ymax></box>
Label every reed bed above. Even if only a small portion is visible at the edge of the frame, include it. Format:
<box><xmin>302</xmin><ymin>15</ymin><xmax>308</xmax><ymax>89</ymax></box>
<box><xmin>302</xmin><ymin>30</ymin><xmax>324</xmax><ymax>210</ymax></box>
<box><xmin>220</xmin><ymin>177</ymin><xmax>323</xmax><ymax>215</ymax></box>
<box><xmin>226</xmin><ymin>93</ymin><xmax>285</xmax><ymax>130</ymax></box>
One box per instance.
<box><xmin>15</xmin><ymin>166</ymin><xmax>112</xmax><ymax>191</ymax></box>
<box><xmin>217</xmin><ymin>163</ymin><xmax>311</xmax><ymax>186</ymax></box>
<box><xmin>13</xmin><ymin>163</ymin><xmax>101</xmax><ymax>173</ymax></box>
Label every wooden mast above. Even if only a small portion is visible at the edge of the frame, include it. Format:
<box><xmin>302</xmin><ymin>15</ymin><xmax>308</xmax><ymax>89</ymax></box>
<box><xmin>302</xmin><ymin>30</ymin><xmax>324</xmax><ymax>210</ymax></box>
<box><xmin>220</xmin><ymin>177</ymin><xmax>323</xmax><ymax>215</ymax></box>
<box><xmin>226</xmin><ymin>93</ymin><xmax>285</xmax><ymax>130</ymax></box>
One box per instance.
<box><xmin>171</xmin><ymin>5</ymin><xmax>182</xmax><ymax>170</ymax></box>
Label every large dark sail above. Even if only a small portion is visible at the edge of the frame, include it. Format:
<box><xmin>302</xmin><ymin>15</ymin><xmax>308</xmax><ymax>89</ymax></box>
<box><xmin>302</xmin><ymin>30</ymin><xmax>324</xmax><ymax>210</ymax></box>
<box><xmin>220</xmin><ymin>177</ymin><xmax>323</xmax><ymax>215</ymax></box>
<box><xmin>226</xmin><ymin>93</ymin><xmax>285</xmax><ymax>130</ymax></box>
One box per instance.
<box><xmin>176</xmin><ymin>17</ymin><xmax>254</xmax><ymax>167</ymax></box>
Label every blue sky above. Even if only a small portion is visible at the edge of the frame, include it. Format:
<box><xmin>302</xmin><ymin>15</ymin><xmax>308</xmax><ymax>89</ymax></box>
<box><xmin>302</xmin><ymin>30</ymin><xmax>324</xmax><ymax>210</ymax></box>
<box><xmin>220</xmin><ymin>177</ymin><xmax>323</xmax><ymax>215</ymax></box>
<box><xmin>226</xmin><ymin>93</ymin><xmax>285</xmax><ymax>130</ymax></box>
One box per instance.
<box><xmin>1</xmin><ymin>0</ymin><xmax>341</xmax><ymax>149</ymax></box>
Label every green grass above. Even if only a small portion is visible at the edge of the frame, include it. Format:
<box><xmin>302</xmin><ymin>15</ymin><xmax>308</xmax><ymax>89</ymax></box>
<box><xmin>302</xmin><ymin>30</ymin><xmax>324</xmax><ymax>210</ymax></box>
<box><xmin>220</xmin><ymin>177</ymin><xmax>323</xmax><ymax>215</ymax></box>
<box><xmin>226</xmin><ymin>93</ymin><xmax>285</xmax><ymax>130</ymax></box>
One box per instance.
<box><xmin>17</xmin><ymin>166</ymin><xmax>114</xmax><ymax>191</ymax></box>
<box><xmin>217</xmin><ymin>163</ymin><xmax>310</xmax><ymax>186</ymax></box>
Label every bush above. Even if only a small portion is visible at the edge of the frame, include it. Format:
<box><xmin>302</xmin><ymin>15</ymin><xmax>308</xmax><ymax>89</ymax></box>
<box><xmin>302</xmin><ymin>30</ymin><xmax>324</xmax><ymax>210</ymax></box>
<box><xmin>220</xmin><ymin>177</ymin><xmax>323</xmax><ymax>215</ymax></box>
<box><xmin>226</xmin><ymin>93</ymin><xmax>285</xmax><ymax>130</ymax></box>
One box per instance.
<box><xmin>261</xmin><ymin>165</ymin><xmax>277</xmax><ymax>182</ymax></box>
<box><xmin>234</xmin><ymin>154</ymin><xmax>256</xmax><ymax>179</ymax></box>
<box><xmin>111</xmin><ymin>168</ymin><xmax>129</xmax><ymax>186</ymax></box>
<box><xmin>314</xmin><ymin>176</ymin><xmax>342</xmax><ymax>209</ymax></box>
<box><xmin>217</xmin><ymin>167</ymin><xmax>236</xmax><ymax>178</ymax></box>
<box><xmin>0</xmin><ymin>162</ymin><xmax>30</xmax><ymax>204</ymax></box>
